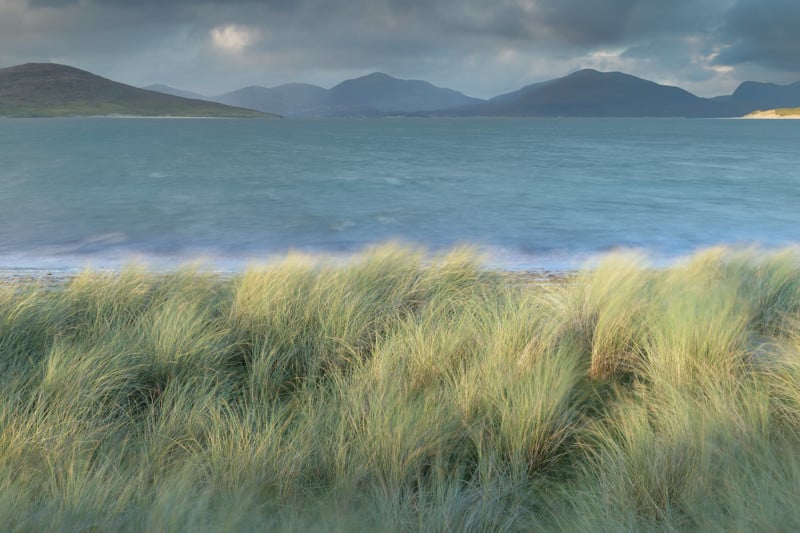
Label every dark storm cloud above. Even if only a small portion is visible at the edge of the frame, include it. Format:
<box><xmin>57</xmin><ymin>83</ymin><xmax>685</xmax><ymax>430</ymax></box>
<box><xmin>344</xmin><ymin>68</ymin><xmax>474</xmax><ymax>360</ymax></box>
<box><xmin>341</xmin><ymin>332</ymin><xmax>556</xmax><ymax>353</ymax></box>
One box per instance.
<box><xmin>25</xmin><ymin>0</ymin><xmax>74</xmax><ymax>6</ymax></box>
<box><xmin>4</xmin><ymin>0</ymin><xmax>799</xmax><ymax>97</ymax></box>
<box><xmin>533</xmin><ymin>0</ymin><xmax>692</xmax><ymax>44</ymax></box>
<box><xmin>716</xmin><ymin>0</ymin><xmax>800</xmax><ymax>71</ymax></box>
<box><xmin>22</xmin><ymin>0</ymin><xmax>713</xmax><ymax>44</ymax></box>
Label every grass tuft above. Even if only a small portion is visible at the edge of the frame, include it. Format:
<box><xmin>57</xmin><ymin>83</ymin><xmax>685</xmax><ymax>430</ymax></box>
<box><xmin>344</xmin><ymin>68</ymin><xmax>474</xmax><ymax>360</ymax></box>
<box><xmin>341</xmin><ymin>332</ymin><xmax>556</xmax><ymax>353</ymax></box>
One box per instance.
<box><xmin>1</xmin><ymin>244</ymin><xmax>800</xmax><ymax>529</ymax></box>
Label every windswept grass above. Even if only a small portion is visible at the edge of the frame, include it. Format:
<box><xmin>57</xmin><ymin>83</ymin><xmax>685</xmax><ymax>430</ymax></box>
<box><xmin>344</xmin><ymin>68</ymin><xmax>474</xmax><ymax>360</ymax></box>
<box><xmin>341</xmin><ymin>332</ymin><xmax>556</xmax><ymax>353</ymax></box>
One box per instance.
<box><xmin>2</xmin><ymin>244</ymin><xmax>800</xmax><ymax>530</ymax></box>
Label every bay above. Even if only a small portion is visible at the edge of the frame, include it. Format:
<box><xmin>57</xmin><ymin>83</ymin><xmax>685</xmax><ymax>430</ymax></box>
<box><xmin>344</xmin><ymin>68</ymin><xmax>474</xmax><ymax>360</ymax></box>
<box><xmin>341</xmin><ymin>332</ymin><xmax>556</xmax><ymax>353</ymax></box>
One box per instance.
<box><xmin>0</xmin><ymin>117</ymin><xmax>798</xmax><ymax>271</ymax></box>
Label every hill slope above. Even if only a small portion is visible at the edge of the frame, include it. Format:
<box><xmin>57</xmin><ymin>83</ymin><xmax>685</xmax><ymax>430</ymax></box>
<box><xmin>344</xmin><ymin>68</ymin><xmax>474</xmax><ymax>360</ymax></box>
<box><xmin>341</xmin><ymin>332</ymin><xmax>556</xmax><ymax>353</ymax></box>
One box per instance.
<box><xmin>324</xmin><ymin>72</ymin><xmax>483</xmax><ymax>116</ymax></box>
<box><xmin>449</xmin><ymin>69</ymin><xmax>709</xmax><ymax>117</ymax></box>
<box><xmin>213</xmin><ymin>73</ymin><xmax>482</xmax><ymax>117</ymax></box>
<box><xmin>0</xmin><ymin>63</ymin><xmax>274</xmax><ymax>118</ymax></box>
<box><xmin>214</xmin><ymin>83</ymin><xmax>329</xmax><ymax>117</ymax></box>
<box><xmin>141</xmin><ymin>84</ymin><xmax>207</xmax><ymax>101</ymax></box>
<box><xmin>710</xmin><ymin>80</ymin><xmax>800</xmax><ymax>116</ymax></box>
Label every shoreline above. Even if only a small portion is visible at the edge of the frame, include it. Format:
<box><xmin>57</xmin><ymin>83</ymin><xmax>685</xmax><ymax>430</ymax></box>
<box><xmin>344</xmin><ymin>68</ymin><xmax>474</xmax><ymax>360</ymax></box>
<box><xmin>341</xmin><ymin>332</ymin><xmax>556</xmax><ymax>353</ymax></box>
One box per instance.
<box><xmin>0</xmin><ymin>267</ymin><xmax>574</xmax><ymax>289</ymax></box>
<box><xmin>742</xmin><ymin>109</ymin><xmax>800</xmax><ymax>119</ymax></box>
<box><xmin>2</xmin><ymin>244</ymin><xmax>793</xmax><ymax>288</ymax></box>
<box><xmin>0</xmin><ymin>115</ymin><xmax>268</xmax><ymax>120</ymax></box>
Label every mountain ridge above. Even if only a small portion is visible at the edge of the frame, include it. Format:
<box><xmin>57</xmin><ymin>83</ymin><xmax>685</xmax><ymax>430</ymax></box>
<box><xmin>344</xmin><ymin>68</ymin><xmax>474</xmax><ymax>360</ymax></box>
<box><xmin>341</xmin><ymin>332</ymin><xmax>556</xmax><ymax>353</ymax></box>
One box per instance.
<box><xmin>0</xmin><ymin>63</ymin><xmax>274</xmax><ymax>118</ymax></box>
<box><xmin>211</xmin><ymin>72</ymin><xmax>482</xmax><ymax>117</ymax></box>
<box><xmin>157</xmin><ymin>69</ymin><xmax>800</xmax><ymax>118</ymax></box>
<box><xmin>6</xmin><ymin>62</ymin><xmax>800</xmax><ymax>118</ymax></box>
<box><xmin>215</xmin><ymin>83</ymin><xmax>330</xmax><ymax>117</ymax></box>
<box><xmin>445</xmin><ymin>69</ymin><xmax>710</xmax><ymax>117</ymax></box>
<box><xmin>141</xmin><ymin>84</ymin><xmax>207</xmax><ymax>101</ymax></box>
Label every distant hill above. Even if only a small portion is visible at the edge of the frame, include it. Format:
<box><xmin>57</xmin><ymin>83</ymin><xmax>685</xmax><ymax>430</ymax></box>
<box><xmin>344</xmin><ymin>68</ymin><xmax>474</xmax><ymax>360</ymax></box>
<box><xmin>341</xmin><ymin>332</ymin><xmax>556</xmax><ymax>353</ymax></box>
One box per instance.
<box><xmin>732</xmin><ymin>80</ymin><xmax>800</xmax><ymax>109</ymax></box>
<box><xmin>215</xmin><ymin>83</ymin><xmax>329</xmax><ymax>117</ymax></box>
<box><xmin>211</xmin><ymin>73</ymin><xmax>482</xmax><ymax>117</ymax></box>
<box><xmin>130</xmin><ymin>66</ymin><xmax>800</xmax><ymax>119</ymax></box>
<box><xmin>710</xmin><ymin>80</ymin><xmax>800</xmax><ymax>116</ymax></box>
<box><xmin>446</xmin><ymin>69</ymin><xmax>710</xmax><ymax>117</ymax></box>
<box><xmin>323</xmin><ymin>72</ymin><xmax>483</xmax><ymax>116</ymax></box>
<box><xmin>142</xmin><ymin>84</ymin><xmax>207</xmax><ymax>101</ymax></box>
<box><xmin>0</xmin><ymin>63</ymin><xmax>274</xmax><ymax>118</ymax></box>
<box><xmin>443</xmin><ymin>69</ymin><xmax>800</xmax><ymax>118</ymax></box>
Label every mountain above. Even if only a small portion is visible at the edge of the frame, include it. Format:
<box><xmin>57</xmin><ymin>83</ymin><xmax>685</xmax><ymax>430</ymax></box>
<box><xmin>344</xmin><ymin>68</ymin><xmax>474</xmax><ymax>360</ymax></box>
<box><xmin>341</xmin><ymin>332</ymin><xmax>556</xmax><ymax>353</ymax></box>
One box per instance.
<box><xmin>323</xmin><ymin>72</ymin><xmax>483</xmax><ymax>115</ymax></box>
<box><xmin>710</xmin><ymin>80</ymin><xmax>800</xmax><ymax>116</ymax></box>
<box><xmin>214</xmin><ymin>83</ymin><xmax>329</xmax><ymax>116</ymax></box>
<box><xmin>446</xmin><ymin>69</ymin><xmax>800</xmax><ymax>118</ymax></box>
<box><xmin>213</xmin><ymin>72</ymin><xmax>482</xmax><ymax>117</ymax></box>
<box><xmin>0</xmin><ymin>63</ymin><xmax>274</xmax><ymax>118</ymax></box>
<box><xmin>24</xmin><ymin>62</ymin><xmax>799</xmax><ymax>119</ymax></box>
<box><xmin>142</xmin><ymin>83</ymin><xmax>207</xmax><ymax>101</ymax></box>
<box><xmin>150</xmin><ymin>69</ymin><xmax>800</xmax><ymax>118</ymax></box>
<box><xmin>448</xmin><ymin>69</ymin><xmax>710</xmax><ymax>117</ymax></box>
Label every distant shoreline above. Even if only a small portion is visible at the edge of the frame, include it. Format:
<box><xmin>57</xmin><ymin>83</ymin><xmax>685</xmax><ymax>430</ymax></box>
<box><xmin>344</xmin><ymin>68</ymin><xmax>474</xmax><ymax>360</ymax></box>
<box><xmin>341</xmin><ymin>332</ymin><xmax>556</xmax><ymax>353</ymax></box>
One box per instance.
<box><xmin>0</xmin><ymin>115</ymin><xmax>271</xmax><ymax>120</ymax></box>
<box><xmin>0</xmin><ymin>265</ymin><xmax>571</xmax><ymax>285</ymax></box>
<box><xmin>742</xmin><ymin>109</ymin><xmax>800</xmax><ymax>119</ymax></box>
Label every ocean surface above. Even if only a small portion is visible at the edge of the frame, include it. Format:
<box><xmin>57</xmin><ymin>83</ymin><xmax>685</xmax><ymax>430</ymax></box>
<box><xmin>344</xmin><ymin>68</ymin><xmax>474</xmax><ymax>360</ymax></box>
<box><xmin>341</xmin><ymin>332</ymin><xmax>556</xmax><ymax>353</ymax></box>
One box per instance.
<box><xmin>1</xmin><ymin>117</ymin><xmax>798</xmax><ymax>273</ymax></box>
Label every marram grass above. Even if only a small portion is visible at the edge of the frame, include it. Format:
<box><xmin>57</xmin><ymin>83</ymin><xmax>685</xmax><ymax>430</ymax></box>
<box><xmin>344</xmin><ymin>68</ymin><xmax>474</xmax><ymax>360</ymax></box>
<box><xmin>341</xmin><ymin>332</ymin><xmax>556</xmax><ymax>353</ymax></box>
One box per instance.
<box><xmin>2</xmin><ymin>244</ymin><xmax>800</xmax><ymax>531</ymax></box>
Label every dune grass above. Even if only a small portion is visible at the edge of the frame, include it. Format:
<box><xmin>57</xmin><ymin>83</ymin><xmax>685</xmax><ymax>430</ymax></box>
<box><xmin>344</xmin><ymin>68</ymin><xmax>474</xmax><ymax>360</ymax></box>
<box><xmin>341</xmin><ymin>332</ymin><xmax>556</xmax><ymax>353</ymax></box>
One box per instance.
<box><xmin>746</xmin><ymin>107</ymin><xmax>800</xmax><ymax>118</ymax></box>
<box><xmin>1</xmin><ymin>244</ymin><xmax>800</xmax><ymax>530</ymax></box>
<box><xmin>774</xmin><ymin>107</ymin><xmax>800</xmax><ymax>117</ymax></box>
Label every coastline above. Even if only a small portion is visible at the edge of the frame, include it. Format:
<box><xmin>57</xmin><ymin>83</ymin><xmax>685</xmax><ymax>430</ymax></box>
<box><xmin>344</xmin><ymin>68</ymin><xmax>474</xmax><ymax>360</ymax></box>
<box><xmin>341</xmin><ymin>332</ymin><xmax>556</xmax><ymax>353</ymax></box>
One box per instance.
<box><xmin>0</xmin><ymin>266</ymin><xmax>573</xmax><ymax>289</ymax></box>
<box><xmin>742</xmin><ymin>109</ymin><xmax>800</xmax><ymax>119</ymax></box>
<box><xmin>0</xmin><ymin>115</ymin><xmax>268</xmax><ymax>120</ymax></box>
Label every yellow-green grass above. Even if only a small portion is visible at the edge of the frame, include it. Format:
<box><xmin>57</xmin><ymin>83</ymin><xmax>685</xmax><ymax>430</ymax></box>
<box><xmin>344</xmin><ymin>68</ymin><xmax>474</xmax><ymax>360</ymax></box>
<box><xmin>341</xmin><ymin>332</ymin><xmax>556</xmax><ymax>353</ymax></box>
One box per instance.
<box><xmin>774</xmin><ymin>107</ymin><xmax>800</xmax><ymax>116</ymax></box>
<box><xmin>2</xmin><ymin>244</ymin><xmax>800</xmax><ymax>530</ymax></box>
<box><xmin>745</xmin><ymin>107</ymin><xmax>800</xmax><ymax>118</ymax></box>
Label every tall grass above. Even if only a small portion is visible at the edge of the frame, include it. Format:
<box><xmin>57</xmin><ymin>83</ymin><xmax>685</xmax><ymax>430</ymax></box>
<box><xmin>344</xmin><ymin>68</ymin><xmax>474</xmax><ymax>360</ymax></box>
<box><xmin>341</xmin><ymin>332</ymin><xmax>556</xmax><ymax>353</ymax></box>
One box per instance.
<box><xmin>1</xmin><ymin>244</ymin><xmax>800</xmax><ymax>530</ymax></box>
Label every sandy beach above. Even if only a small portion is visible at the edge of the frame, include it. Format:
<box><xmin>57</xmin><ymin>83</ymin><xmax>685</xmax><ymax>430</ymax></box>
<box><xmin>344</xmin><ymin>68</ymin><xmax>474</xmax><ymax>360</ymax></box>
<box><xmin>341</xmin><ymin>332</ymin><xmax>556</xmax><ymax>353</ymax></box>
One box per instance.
<box><xmin>742</xmin><ymin>109</ymin><xmax>800</xmax><ymax>119</ymax></box>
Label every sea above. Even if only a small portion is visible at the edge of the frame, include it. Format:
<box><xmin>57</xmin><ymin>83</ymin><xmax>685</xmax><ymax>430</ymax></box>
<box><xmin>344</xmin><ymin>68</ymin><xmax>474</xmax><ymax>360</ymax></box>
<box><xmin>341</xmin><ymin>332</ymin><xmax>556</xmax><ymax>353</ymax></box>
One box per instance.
<box><xmin>1</xmin><ymin>117</ymin><xmax>798</xmax><ymax>274</ymax></box>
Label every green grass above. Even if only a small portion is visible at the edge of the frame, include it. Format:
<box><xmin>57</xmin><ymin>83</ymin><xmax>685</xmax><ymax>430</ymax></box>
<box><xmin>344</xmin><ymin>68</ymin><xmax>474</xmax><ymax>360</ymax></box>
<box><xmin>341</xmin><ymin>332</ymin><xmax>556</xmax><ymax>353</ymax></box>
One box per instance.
<box><xmin>2</xmin><ymin>244</ymin><xmax>800</xmax><ymax>530</ymax></box>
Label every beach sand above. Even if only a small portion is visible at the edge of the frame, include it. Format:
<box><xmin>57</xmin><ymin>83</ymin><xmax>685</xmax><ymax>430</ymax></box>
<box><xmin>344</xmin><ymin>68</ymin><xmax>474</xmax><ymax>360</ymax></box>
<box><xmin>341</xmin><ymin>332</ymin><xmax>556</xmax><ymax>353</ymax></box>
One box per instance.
<box><xmin>742</xmin><ymin>109</ymin><xmax>800</xmax><ymax>119</ymax></box>
<box><xmin>0</xmin><ymin>267</ymin><xmax>572</xmax><ymax>290</ymax></box>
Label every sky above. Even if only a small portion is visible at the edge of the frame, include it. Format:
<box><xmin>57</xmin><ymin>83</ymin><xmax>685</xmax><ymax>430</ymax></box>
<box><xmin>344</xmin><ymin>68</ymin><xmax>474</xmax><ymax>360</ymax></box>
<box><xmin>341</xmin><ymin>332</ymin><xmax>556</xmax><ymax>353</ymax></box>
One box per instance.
<box><xmin>1</xmin><ymin>0</ymin><xmax>798</xmax><ymax>98</ymax></box>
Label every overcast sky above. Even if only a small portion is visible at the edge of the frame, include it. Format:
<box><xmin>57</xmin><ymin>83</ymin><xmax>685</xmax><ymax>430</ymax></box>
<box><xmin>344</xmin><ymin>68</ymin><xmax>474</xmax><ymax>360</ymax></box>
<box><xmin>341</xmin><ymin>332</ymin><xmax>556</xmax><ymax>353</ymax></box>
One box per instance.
<box><xmin>1</xmin><ymin>0</ymin><xmax>798</xmax><ymax>98</ymax></box>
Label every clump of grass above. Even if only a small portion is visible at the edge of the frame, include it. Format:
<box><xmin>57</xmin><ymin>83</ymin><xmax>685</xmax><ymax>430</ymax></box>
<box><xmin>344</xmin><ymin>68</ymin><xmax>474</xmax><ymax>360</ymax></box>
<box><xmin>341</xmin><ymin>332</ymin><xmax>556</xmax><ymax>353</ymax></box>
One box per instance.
<box><xmin>1</xmin><ymin>244</ymin><xmax>800</xmax><ymax>530</ymax></box>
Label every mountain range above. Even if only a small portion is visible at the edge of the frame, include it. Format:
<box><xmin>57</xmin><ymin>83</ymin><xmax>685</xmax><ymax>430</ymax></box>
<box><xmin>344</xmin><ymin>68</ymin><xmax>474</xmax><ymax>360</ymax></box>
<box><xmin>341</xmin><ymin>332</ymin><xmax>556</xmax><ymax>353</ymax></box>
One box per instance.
<box><xmin>151</xmin><ymin>69</ymin><xmax>800</xmax><ymax>118</ymax></box>
<box><xmin>2</xmin><ymin>62</ymin><xmax>800</xmax><ymax>118</ymax></box>
<box><xmin>0</xmin><ymin>63</ymin><xmax>273</xmax><ymax>118</ymax></box>
<box><xmin>211</xmin><ymin>72</ymin><xmax>482</xmax><ymax>117</ymax></box>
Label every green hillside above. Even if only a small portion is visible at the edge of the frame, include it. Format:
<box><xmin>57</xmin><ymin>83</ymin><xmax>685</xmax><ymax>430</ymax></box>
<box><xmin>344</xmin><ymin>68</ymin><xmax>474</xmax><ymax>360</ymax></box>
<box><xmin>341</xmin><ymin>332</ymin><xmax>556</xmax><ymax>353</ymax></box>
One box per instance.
<box><xmin>0</xmin><ymin>63</ymin><xmax>275</xmax><ymax>118</ymax></box>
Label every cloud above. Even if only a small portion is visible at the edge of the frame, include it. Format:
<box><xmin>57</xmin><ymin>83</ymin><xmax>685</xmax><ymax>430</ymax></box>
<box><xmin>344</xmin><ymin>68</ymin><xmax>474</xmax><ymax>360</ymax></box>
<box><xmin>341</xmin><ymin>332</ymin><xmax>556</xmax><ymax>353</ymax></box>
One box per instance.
<box><xmin>4</xmin><ymin>0</ymin><xmax>798</xmax><ymax>98</ymax></box>
<box><xmin>21</xmin><ymin>0</ymin><xmax>718</xmax><ymax>45</ymax></box>
<box><xmin>210</xmin><ymin>24</ymin><xmax>259</xmax><ymax>54</ymax></box>
<box><xmin>715</xmin><ymin>0</ymin><xmax>800</xmax><ymax>71</ymax></box>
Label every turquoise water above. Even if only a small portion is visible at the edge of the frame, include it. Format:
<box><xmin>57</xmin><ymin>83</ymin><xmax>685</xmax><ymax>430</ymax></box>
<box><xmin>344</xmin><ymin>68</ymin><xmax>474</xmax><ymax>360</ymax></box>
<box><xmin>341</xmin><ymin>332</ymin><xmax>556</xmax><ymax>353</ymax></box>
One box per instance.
<box><xmin>0</xmin><ymin>117</ymin><xmax>798</xmax><ymax>271</ymax></box>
